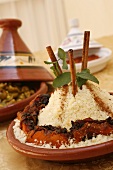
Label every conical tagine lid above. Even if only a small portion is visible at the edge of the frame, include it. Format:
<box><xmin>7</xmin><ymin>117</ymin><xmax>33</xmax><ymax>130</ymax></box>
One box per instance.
<box><xmin>0</xmin><ymin>18</ymin><xmax>53</xmax><ymax>82</ymax></box>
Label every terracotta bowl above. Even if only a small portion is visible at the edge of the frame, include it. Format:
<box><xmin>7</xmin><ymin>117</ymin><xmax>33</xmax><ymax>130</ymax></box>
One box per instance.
<box><xmin>7</xmin><ymin>120</ymin><xmax>113</xmax><ymax>163</ymax></box>
<box><xmin>0</xmin><ymin>81</ymin><xmax>48</xmax><ymax>122</ymax></box>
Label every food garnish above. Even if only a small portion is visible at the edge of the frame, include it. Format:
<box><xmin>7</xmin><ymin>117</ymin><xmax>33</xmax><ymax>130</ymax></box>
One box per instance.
<box><xmin>68</xmin><ymin>49</ymin><xmax>77</xmax><ymax>96</ymax></box>
<box><xmin>45</xmin><ymin>32</ymin><xmax>99</xmax><ymax>89</ymax></box>
<box><xmin>81</xmin><ymin>31</ymin><xmax>90</xmax><ymax>70</ymax></box>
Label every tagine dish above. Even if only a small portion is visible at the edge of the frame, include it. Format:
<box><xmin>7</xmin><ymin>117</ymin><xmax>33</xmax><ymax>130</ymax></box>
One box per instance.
<box><xmin>7</xmin><ymin>32</ymin><xmax>113</xmax><ymax>162</ymax></box>
<box><xmin>0</xmin><ymin>81</ymin><xmax>48</xmax><ymax>122</ymax></box>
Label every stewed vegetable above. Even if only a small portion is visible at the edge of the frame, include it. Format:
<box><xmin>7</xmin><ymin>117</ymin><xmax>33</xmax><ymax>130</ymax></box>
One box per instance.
<box><xmin>0</xmin><ymin>82</ymin><xmax>35</xmax><ymax>107</ymax></box>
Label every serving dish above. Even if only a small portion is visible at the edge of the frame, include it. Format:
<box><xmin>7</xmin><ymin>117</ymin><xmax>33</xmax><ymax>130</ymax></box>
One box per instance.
<box><xmin>57</xmin><ymin>47</ymin><xmax>112</xmax><ymax>73</ymax></box>
<box><xmin>0</xmin><ymin>81</ymin><xmax>48</xmax><ymax>122</ymax></box>
<box><xmin>6</xmin><ymin>30</ymin><xmax>113</xmax><ymax>162</ymax></box>
<box><xmin>7</xmin><ymin>120</ymin><xmax>113</xmax><ymax>162</ymax></box>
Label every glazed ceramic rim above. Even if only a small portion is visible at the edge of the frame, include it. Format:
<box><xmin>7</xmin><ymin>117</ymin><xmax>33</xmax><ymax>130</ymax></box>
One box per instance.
<box><xmin>7</xmin><ymin>120</ymin><xmax>113</xmax><ymax>162</ymax></box>
<box><xmin>56</xmin><ymin>47</ymin><xmax>112</xmax><ymax>74</ymax></box>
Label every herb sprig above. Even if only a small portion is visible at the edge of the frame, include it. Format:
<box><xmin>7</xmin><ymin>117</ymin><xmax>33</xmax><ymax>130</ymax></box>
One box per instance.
<box><xmin>45</xmin><ymin>48</ymin><xmax>99</xmax><ymax>88</ymax></box>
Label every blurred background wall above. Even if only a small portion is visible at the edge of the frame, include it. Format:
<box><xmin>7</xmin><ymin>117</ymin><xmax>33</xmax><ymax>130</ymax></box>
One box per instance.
<box><xmin>0</xmin><ymin>0</ymin><xmax>113</xmax><ymax>52</ymax></box>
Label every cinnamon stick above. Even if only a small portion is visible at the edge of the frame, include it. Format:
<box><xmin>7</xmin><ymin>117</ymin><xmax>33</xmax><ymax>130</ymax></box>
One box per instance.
<box><xmin>68</xmin><ymin>49</ymin><xmax>77</xmax><ymax>96</ymax></box>
<box><xmin>81</xmin><ymin>31</ymin><xmax>90</xmax><ymax>71</ymax></box>
<box><xmin>46</xmin><ymin>46</ymin><xmax>62</xmax><ymax>76</ymax></box>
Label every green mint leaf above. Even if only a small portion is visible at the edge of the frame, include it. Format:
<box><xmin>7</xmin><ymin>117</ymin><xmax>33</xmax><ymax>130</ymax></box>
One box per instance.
<box><xmin>62</xmin><ymin>59</ymin><xmax>68</xmax><ymax>70</ymax></box>
<box><xmin>53</xmin><ymin>72</ymin><xmax>71</xmax><ymax>88</ymax></box>
<box><xmin>44</xmin><ymin>61</ymin><xmax>53</xmax><ymax>64</ymax></box>
<box><xmin>58</xmin><ymin>48</ymin><xmax>68</xmax><ymax>70</ymax></box>
<box><xmin>77</xmin><ymin>77</ymin><xmax>87</xmax><ymax>87</ymax></box>
<box><xmin>45</xmin><ymin>60</ymin><xmax>61</xmax><ymax>77</ymax></box>
<box><xmin>58</xmin><ymin>48</ymin><xmax>66</xmax><ymax>60</ymax></box>
<box><xmin>76</xmin><ymin>69</ymin><xmax>99</xmax><ymax>87</ymax></box>
<box><xmin>44</xmin><ymin>60</ymin><xmax>57</xmax><ymax>64</ymax></box>
<box><xmin>50</xmin><ymin>66</ymin><xmax>58</xmax><ymax>77</ymax></box>
<box><xmin>55</xmin><ymin>62</ymin><xmax>61</xmax><ymax>75</ymax></box>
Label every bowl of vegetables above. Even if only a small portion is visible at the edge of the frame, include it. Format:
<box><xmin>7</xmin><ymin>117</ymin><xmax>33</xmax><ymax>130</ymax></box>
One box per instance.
<box><xmin>0</xmin><ymin>81</ymin><xmax>48</xmax><ymax>122</ymax></box>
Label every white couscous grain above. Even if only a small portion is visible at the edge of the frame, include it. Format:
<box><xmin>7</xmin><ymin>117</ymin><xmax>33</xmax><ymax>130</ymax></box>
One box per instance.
<box><xmin>13</xmin><ymin>82</ymin><xmax>113</xmax><ymax>149</ymax></box>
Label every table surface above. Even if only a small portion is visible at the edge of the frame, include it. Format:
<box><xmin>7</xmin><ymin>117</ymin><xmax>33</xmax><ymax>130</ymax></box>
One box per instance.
<box><xmin>1</xmin><ymin>35</ymin><xmax>113</xmax><ymax>170</ymax></box>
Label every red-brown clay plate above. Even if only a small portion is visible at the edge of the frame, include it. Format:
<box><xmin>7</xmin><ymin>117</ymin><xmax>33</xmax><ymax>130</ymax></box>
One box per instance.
<box><xmin>0</xmin><ymin>82</ymin><xmax>48</xmax><ymax>122</ymax></box>
<box><xmin>7</xmin><ymin>120</ymin><xmax>113</xmax><ymax>162</ymax></box>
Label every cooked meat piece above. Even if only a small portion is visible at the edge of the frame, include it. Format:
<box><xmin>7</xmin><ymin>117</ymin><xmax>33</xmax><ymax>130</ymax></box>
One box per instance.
<box><xmin>26</xmin><ymin>125</ymin><xmax>69</xmax><ymax>148</ymax></box>
<box><xmin>17</xmin><ymin>94</ymin><xmax>50</xmax><ymax>133</ymax></box>
<box><xmin>70</xmin><ymin>118</ymin><xmax>113</xmax><ymax>143</ymax></box>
